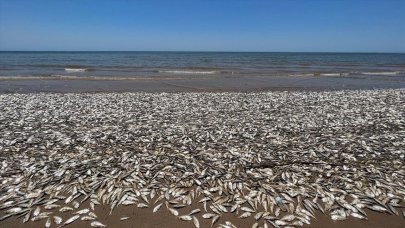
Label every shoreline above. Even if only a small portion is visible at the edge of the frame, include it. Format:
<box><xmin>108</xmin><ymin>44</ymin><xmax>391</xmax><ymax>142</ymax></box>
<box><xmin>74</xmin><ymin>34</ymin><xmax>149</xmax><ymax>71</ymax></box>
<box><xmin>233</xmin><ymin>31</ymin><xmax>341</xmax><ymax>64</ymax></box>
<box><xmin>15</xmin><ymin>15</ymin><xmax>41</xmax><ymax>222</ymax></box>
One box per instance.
<box><xmin>0</xmin><ymin>74</ymin><xmax>405</xmax><ymax>93</ymax></box>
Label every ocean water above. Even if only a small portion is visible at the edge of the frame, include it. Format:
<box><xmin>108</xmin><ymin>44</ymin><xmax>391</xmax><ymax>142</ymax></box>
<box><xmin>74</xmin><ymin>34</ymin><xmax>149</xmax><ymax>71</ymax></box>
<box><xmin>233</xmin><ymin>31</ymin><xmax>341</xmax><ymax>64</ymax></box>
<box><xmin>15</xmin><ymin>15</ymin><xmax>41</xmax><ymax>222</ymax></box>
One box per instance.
<box><xmin>0</xmin><ymin>51</ymin><xmax>404</xmax><ymax>79</ymax></box>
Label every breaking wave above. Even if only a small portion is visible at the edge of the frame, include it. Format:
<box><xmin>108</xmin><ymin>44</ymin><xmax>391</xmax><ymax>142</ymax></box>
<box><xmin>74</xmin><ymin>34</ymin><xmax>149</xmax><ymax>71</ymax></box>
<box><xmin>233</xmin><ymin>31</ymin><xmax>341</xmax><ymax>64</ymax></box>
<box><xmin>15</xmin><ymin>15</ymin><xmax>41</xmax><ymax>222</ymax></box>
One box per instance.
<box><xmin>158</xmin><ymin>70</ymin><xmax>218</xmax><ymax>74</ymax></box>
<box><xmin>360</xmin><ymin>71</ymin><xmax>401</xmax><ymax>75</ymax></box>
<box><xmin>65</xmin><ymin>68</ymin><xmax>88</xmax><ymax>72</ymax></box>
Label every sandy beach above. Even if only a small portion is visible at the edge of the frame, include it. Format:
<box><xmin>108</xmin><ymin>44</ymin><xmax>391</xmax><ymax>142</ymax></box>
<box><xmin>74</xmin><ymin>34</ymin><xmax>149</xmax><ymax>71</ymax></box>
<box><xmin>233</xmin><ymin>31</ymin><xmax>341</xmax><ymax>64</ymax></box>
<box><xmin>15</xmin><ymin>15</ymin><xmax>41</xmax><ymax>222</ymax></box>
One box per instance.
<box><xmin>1</xmin><ymin>0</ymin><xmax>405</xmax><ymax>226</ymax></box>
<box><xmin>1</xmin><ymin>89</ymin><xmax>404</xmax><ymax>228</ymax></box>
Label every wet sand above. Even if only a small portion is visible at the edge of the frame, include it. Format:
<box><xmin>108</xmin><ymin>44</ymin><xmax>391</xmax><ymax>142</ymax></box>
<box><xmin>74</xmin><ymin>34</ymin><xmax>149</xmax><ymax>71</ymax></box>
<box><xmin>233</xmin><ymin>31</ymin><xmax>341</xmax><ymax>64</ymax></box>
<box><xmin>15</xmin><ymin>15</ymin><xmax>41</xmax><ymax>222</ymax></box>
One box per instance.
<box><xmin>2</xmin><ymin>203</ymin><xmax>405</xmax><ymax>228</ymax></box>
<box><xmin>1</xmin><ymin>74</ymin><xmax>405</xmax><ymax>93</ymax></box>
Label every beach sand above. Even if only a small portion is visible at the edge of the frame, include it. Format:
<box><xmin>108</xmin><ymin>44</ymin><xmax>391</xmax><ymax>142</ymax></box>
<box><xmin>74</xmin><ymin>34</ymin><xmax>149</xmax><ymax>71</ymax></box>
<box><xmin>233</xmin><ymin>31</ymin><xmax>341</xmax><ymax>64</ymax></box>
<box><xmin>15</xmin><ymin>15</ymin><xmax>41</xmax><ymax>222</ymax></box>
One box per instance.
<box><xmin>1</xmin><ymin>89</ymin><xmax>404</xmax><ymax>228</ymax></box>
<box><xmin>2</xmin><ymin>204</ymin><xmax>405</xmax><ymax>228</ymax></box>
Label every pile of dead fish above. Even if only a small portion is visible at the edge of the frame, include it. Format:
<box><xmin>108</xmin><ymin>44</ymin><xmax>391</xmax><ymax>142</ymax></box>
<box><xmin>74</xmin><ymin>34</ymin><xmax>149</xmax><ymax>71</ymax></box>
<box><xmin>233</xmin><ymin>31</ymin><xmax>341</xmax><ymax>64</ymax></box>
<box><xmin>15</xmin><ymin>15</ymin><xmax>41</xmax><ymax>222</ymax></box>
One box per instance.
<box><xmin>0</xmin><ymin>89</ymin><xmax>404</xmax><ymax>228</ymax></box>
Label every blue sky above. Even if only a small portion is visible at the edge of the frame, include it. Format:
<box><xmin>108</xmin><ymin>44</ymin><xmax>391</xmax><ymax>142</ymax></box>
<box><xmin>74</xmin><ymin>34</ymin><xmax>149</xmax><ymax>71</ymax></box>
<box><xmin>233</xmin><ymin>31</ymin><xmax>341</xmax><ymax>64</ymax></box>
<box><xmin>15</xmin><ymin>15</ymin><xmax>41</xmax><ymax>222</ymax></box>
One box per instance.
<box><xmin>0</xmin><ymin>0</ymin><xmax>404</xmax><ymax>52</ymax></box>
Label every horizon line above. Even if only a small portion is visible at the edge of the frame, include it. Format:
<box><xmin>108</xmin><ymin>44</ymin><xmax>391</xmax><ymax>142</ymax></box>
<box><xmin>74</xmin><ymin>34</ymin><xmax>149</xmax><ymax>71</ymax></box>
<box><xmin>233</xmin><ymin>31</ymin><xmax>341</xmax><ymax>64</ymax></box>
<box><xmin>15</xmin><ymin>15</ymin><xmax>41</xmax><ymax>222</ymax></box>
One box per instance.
<box><xmin>1</xmin><ymin>50</ymin><xmax>404</xmax><ymax>54</ymax></box>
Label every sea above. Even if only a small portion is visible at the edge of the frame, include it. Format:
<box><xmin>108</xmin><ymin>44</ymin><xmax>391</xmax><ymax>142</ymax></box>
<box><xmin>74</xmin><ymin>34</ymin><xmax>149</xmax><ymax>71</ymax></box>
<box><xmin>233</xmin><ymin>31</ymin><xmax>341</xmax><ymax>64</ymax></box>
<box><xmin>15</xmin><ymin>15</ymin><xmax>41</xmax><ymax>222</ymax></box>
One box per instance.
<box><xmin>0</xmin><ymin>51</ymin><xmax>404</xmax><ymax>79</ymax></box>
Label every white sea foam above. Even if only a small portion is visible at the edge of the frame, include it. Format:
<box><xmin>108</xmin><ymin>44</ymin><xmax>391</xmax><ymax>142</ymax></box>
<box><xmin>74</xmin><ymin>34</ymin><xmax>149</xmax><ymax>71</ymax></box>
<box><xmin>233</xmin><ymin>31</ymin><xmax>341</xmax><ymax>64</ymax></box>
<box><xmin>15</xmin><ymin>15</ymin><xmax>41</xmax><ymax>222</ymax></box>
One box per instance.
<box><xmin>361</xmin><ymin>71</ymin><xmax>400</xmax><ymax>75</ymax></box>
<box><xmin>320</xmin><ymin>73</ymin><xmax>342</xmax><ymax>76</ymax></box>
<box><xmin>159</xmin><ymin>70</ymin><xmax>217</xmax><ymax>74</ymax></box>
<box><xmin>65</xmin><ymin>68</ymin><xmax>87</xmax><ymax>72</ymax></box>
<box><xmin>288</xmin><ymin>73</ymin><xmax>315</xmax><ymax>77</ymax></box>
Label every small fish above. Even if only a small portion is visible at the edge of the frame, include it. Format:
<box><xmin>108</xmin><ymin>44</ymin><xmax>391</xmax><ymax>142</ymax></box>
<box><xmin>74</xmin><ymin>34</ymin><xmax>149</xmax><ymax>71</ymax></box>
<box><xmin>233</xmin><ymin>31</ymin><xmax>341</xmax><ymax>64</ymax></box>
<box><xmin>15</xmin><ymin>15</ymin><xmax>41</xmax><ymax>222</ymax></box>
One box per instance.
<box><xmin>153</xmin><ymin>203</ymin><xmax>162</xmax><ymax>213</ymax></box>
<box><xmin>351</xmin><ymin>212</ymin><xmax>367</xmax><ymax>220</ymax></box>
<box><xmin>72</xmin><ymin>201</ymin><xmax>80</xmax><ymax>209</ymax></box>
<box><xmin>120</xmin><ymin>217</ymin><xmax>130</xmax><ymax>221</ymax></box>
<box><xmin>230</xmin><ymin>204</ymin><xmax>238</xmax><ymax>213</ymax></box>
<box><xmin>188</xmin><ymin>209</ymin><xmax>201</xmax><ymax>215</ymax></box>
<box><xmin>33</xmin><ymin>207</ymin><xmax>41</xmax><ymax>216</ymax></box>
<box><xmin>292</xmin><ymin>220</ymin><xmax>304</xmax><ymax>226</ymax></box>
<box><xmin>63</xmin><ymin>215</ymin><xmax>80</xmax><ymax>226</ymax></box>
<box><xmin>44</xmin><ymin>204</ymin><xmax>60</xmax><ymax>210</ymax></box>
<box><xmin>241</xmin><ymin>207</ymin><xmax>255</xmax><ymax>213</ymax></box>
<box><xmin>192</xmin><ymin>216</ymin><xmax>200</xmax><ymax>228</ymax></box>
<box><xmin>75</xmin><ymin>208</ymin><xmax>90</xmax><ymax>215</ymax></box>
<box><xmin>211</xmin><ymin>215</ymin><xmax>220</xmax><ymax>227</ymax></box>
<box><xmin>275</xmin><ymin>220</ymin><xmax>288</xmax><ymax>226</ymax></box>
<box><xmin>81</xmin><ymin>216</ymin><xmax>96</xmax><ymax>221</ymax></box>
<box><xmin>331</xmin><ymin>214</ymin><xmax>346</xmax><ymax>221</ymax></box>
<box><xmin>59</xmin><ymin>207</ymin><xmax>73</xmax><ymax>212</ymax></box>
<box><xmin>31</xmin><ymin>215</ymin><xmax>49</xmax><ymax>222</ymax></box>
<box><xmin>7</xmin><ymin>207</ymin><xmax>22</xmax><ymax>214</ymax></box>
<box><xmin>239</xmin><ymin>212</ymin><xmax>251</xmax><ymax>218</ymax></box>
<box><xmin>281</xmin><ymin>214</ymin><xmax>295</xmax><ymax>222</ymax></box>
<box><xmin>178</xmin><ymin>215</ymin><xmax>192</xmax><ymax>221</ymax></box>
<box><xmin>53</xmin><ymin>216</ymin><xmax>62</xmax><ymax>224</ymax></box>
<box><xmin>202</xmin><ymin>213</ymin><xmax>216</xmax><ymax>219</ymax></box>
<box><xmin>45</xmin><ymin>218</ymin><xmax>51</xmax><ymax>228</ymax></box>
<box><xmin>254</xmin><ymin>212</ymin><xmax>263</xmax><ymax>220</ymax></box>
<box><xmin>137</xmin><ymin>203</ymin><xmax>148</xmax><ymax>208</ymax></box>
<box><xmin>91</xmin><ymin>221</ymin><xmax>106</xmax><ymax>227</ymax></box>
<box><xmin>23</xmin><ymin>212</ymin><xmax>31</xmax><ymax>223</ymax></box>
<box><xmin>168</xmin><ymin>207</ymin><xmax>179</xmax><ymax>216</ymax></box>
<box><xmin>367</xmin><ymin>205</ymin><xmax>387</xmax><ymax>212</ymax></box>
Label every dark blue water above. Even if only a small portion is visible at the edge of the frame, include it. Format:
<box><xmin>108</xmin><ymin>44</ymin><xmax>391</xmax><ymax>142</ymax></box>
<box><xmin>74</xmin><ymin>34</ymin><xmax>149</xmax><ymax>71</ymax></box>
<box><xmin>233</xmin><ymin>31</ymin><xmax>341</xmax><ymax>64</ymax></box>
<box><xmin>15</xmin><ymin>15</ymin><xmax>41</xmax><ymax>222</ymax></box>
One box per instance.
<box><xmin>0</xmin><ymin>52</ymin><xmax>404</xmax><ymax>78</ymax></box>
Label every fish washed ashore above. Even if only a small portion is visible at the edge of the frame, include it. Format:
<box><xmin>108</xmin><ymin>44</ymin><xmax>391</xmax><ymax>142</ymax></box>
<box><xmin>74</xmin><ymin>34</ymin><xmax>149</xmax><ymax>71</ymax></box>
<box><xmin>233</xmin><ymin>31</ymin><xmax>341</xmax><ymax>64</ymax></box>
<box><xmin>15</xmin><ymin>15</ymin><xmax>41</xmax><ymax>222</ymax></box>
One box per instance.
<box><xmin>0</xmin><ymin>89</ymin><xmax>405</xmax><ymax>228</ymax></box>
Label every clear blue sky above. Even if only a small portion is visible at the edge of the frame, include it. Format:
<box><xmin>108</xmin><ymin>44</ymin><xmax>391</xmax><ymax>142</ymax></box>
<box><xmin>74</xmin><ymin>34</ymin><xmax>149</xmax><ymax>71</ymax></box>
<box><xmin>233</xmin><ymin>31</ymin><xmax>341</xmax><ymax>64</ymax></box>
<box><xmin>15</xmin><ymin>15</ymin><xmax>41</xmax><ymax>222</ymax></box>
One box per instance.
<box><xmin>0</xmin><ymin>0</ymin><xmax>404</xmax><ymax>52</ymax></box>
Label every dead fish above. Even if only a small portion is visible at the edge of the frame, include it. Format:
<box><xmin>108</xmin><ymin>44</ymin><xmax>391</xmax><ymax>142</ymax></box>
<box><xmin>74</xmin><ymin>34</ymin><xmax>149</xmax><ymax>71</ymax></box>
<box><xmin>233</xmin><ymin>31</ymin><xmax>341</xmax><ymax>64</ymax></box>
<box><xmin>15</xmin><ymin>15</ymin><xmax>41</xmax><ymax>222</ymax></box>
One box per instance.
<box><xmin>281</xmin><ymin>214</ymin><xmax>295</xmax><ymax>222</ymax></box>
<box><xmin>275</xmin><ymin>220</ymin><xmax>288</xmax><ymax>226</ymax></box>
<box><xmin>239</xmin><ymin>212</ymin><xmax>251</xmax><ymax>218</ymax></box>
<box><xmin>331</xmin><ymin>214</ymin><xmax>346</xmax><ymax>221</ymax></box>
<box><xmin>211</xmin><ymin>215</ymin><xmax>220</xmax><ymax>227</ymax></box>
<box><xmin>75</xmin><ymin>208</ymin><xmax>90</xmax><ymax>215</ymax></box>
<box><xmin>44</xmin><ymin>204</ymin><xmax>60</xmax><ymax>210</ymax></box>
<box><xmin>202</xmin><ymin>213</ymin><xmax>216</xmax><ymax>219</ymax></box>
<box><xmin>254</xmin><ymin>212</ymin><xmax>264</xmax><ymax>220</ymax></box>
<box><xmin>7</xmin><ymin>207</ymin><xmax>22</xmax><ymax>214</ymax></box>
<box><xmin>367</xmin><ymin>205</ymin><xmax>387</xmax><ymax>212</ymax></box>
<box><xmin>267</xmin><ymin>220</ymin><xmax>280</xmax><ymax>228</ymax></box>
<box><xmin>137</xmin><ymin>203</ymin><xmax>148</xmax><ymax>208</ymax></box>
<box><xmin>241</xmin><ymin>206</ymin><xmax>255</xmax><ymax>213</ymax></box>
<box><xmin>192</xmin><ymin>216</ymin><xmax>200</xmax><ymax>228</ymax></box>
<box><xmin>62</xmin><ymin>215</ymin><xmax>80</xmax><ymax>226</ymax></box>
<box><xmin>121</xmin><ymin>200</ymin><xmax>136</xmax><ymax>206</ymax></box>
<box><xmin>90</xmin><ymin>221</ymin><xmax>106</xmax><ymax>227</ymax></box>
<box><xmin>186</xmin><ymin>209</ymin><xmax>199</xmax><ymax>215</ymax></box>
<box><xmin>23</xmin><ymin>212</ymin><xmax>31</xmax><ymax>223</ymax></box>
<box><xmin>53</xmin><ymin>216</ymin><xmax>62</xmax><ymax>224</ymax></box>
<box><xmin>178</xmin><ymin>215</ymin><xmax>192</xmax><ymax>221</ymax></box>
<box><xmin>168</xmin><ymin>207</ymin><xmax>179</xmax><ymax>216</ymax></box>
<box><xmin>153</xmin><ymin>203</ymin><xmax>163</xmax><ymax>213</ymax></box>
<box><xmin>59</xmin><ymin>207</ymin><xmax>74</xmax><ymax>212</ymax></box>
<box><xmin>0</xmin><ymin>214</ymin><xmax>13</xmax><ymax>221</ymax></box>
<box><xmin>292</xmin><ymin>220</ymin><xmax>304</xmax><ymax>226</ymax></box>
<box><xmin>72</xmin><ymin>201</ymin><xmax>80</xmax><ymax>209</ymax></box>
<box><xmin>351</xmin><ymin>212</ymin><xmax>367</xmax><ymax>220</ymax></box>
<box><xmin>31</xmin><ymin>215</ymin><xmax>49</xmax><ymax>222</ymax></box>
<box><xmin>45</xmin><ymin>218</ymin><xmax>51</xmax><ymax>228</ymax></box>
<box><xmin>82</xmin><ymin>216</ymin><xmax>96</xmax><ymax>221</ymax></box>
